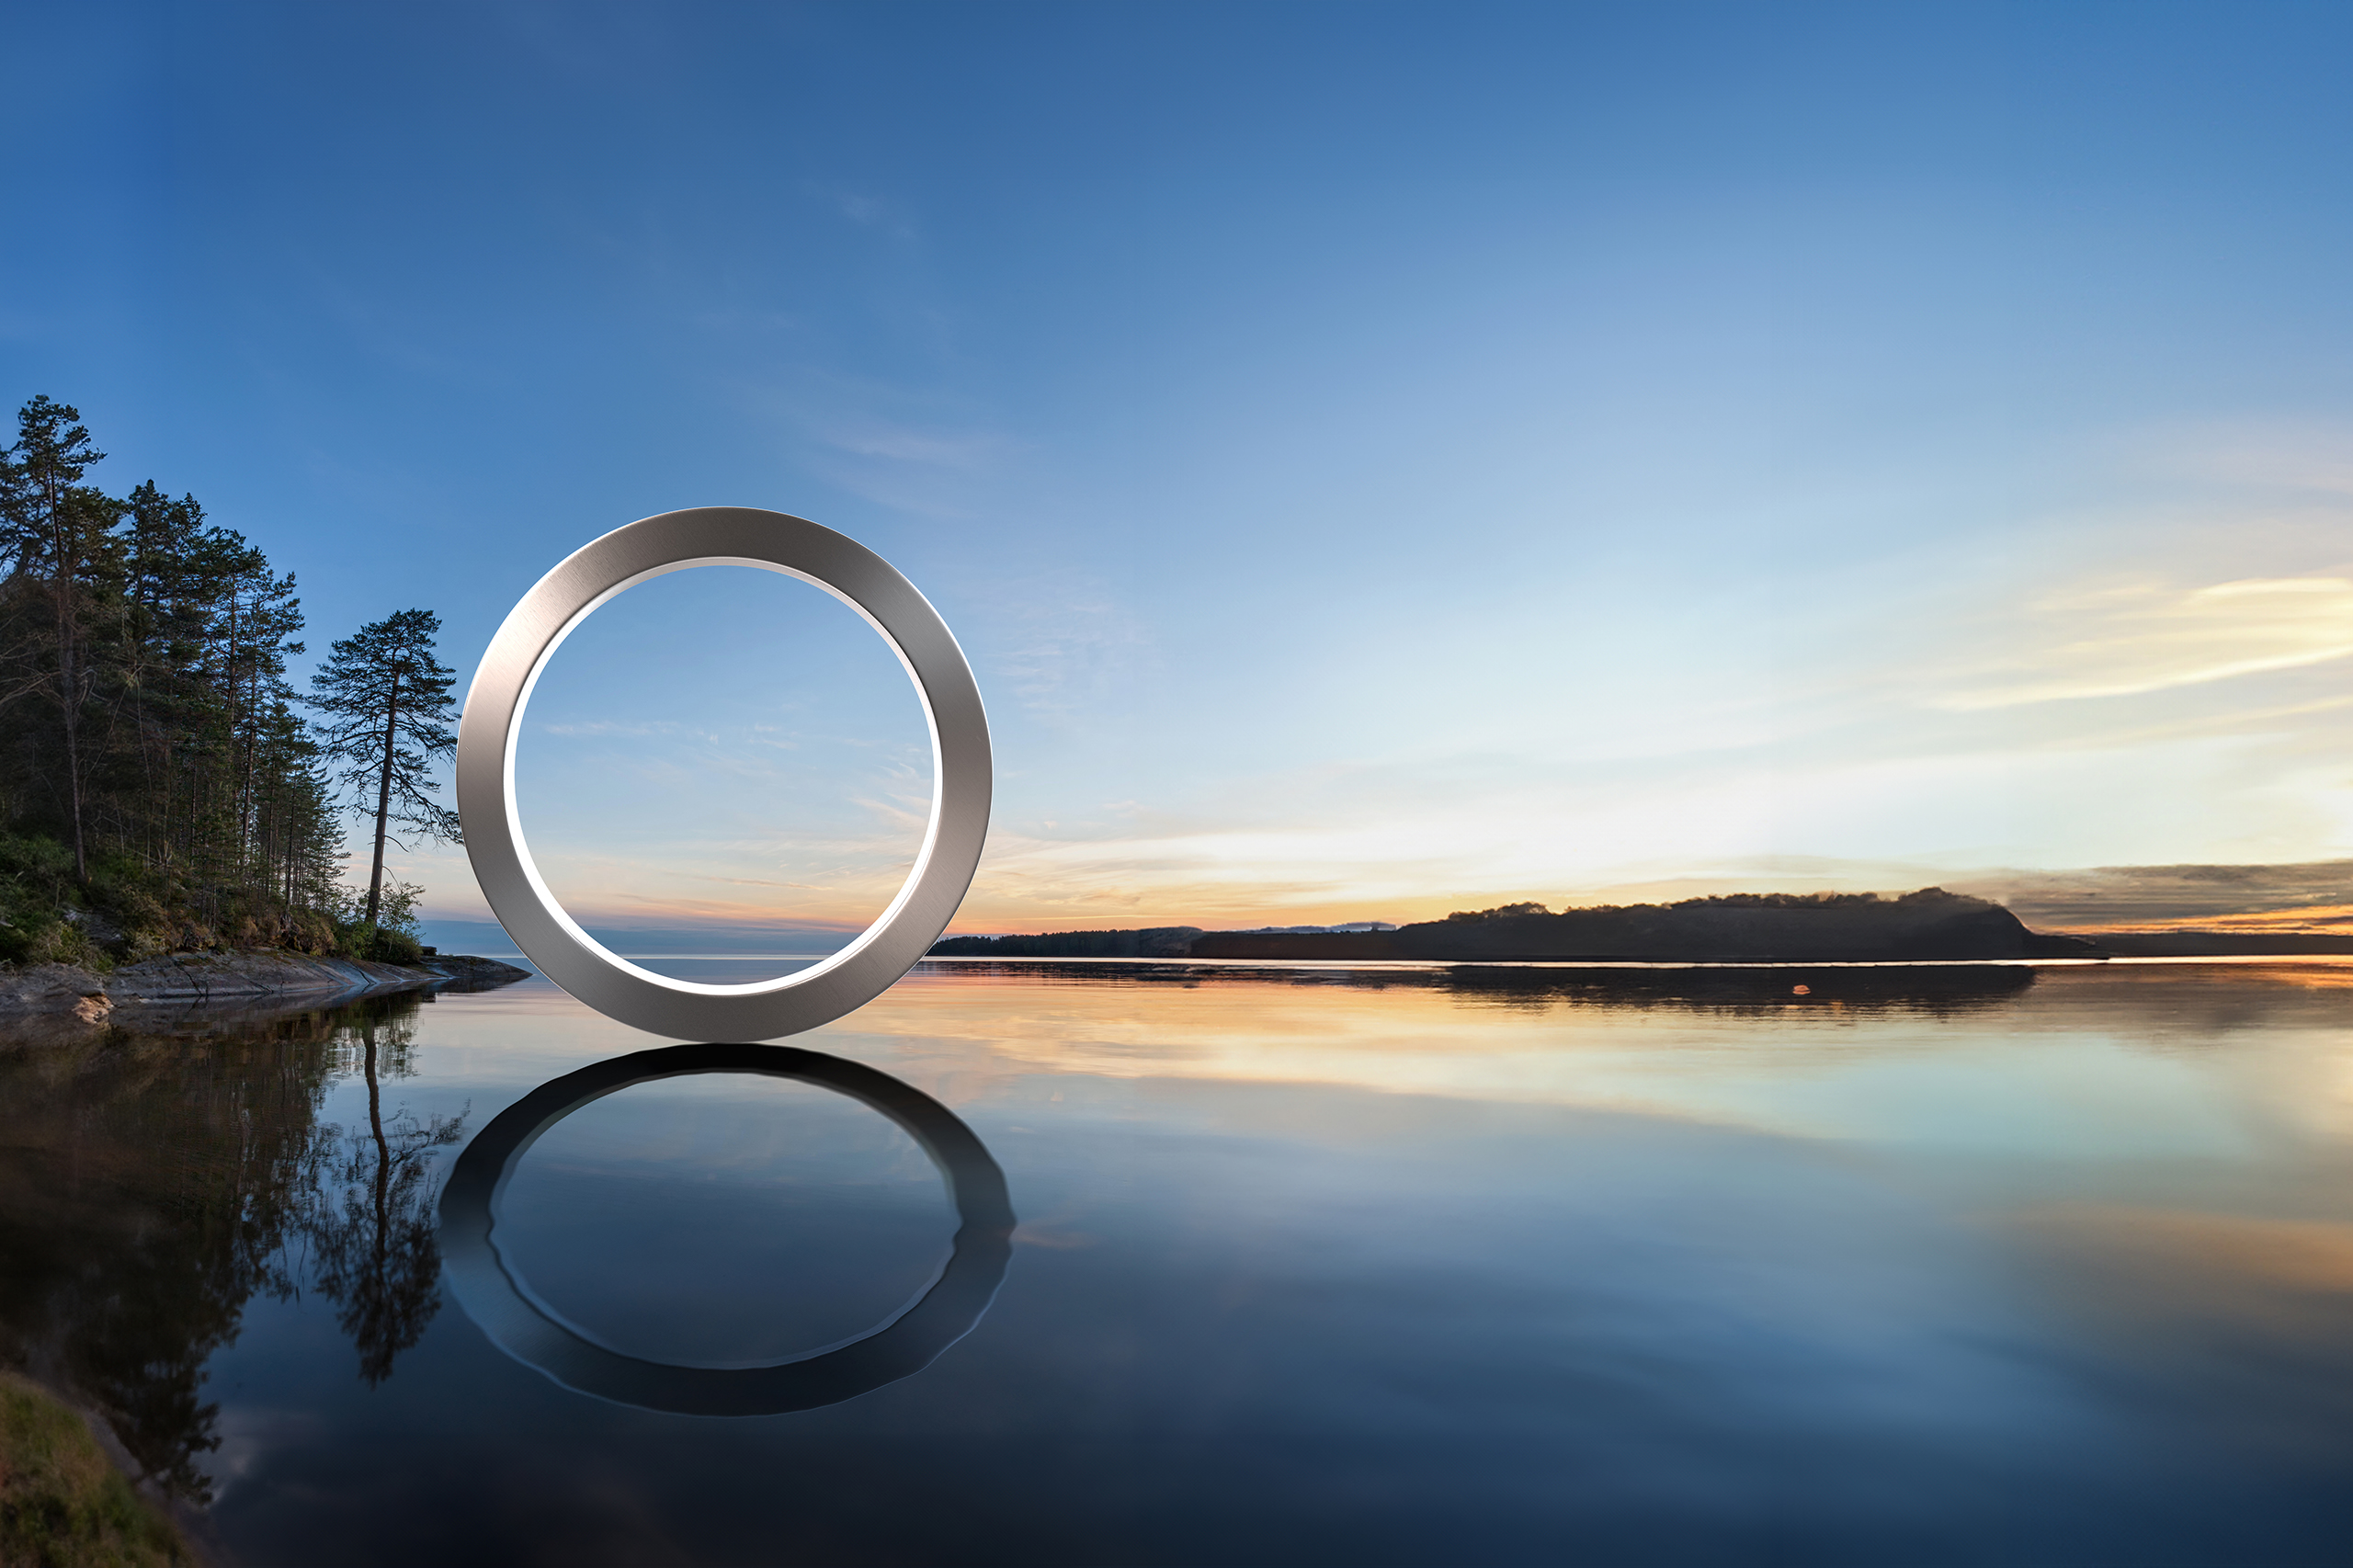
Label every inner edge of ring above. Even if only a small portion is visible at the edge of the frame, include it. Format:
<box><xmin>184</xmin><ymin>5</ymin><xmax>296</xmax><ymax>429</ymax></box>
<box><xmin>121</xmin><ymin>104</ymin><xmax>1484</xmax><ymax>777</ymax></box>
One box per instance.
<box><xmin>503</xmin><ymin>554</ymin><xmax>949</xmax><ymax>1000</ymax></box>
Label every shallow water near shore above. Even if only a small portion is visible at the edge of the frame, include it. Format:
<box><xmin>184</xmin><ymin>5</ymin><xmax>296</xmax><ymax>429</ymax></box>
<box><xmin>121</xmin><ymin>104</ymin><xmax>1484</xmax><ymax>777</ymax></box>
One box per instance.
<box><xmin>6</xmin><ymin>958</ymin><xmax>2353</xmax><ymax>1564</ymax></box>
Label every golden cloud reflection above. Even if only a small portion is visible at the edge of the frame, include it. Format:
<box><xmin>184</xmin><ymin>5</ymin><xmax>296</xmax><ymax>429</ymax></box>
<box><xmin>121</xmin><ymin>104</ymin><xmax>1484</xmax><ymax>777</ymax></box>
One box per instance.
<box><xmin>2008</xmin><ymin>1205</ymin><xmax>2353</xmax><ymax>1356</ymax></box>
<box><xmin>2017</xmin><ymin>1206</ymin><xmax>2353</xmax><ymax>1296</ymax></box>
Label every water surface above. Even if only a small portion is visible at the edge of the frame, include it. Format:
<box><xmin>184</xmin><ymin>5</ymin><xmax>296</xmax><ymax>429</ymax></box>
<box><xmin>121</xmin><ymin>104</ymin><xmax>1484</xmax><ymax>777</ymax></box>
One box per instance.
<box><xmin>6</xmin><ymin>959</ymin><xmax>2352</xmax><ymax>1564</ymax></box>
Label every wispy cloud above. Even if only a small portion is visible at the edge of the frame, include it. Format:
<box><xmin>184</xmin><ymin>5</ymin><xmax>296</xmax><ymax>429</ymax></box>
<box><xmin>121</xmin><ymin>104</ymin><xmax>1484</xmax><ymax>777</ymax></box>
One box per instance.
<box><xmin>2162</xmin><ymin>418</ymin><xmax>2353</xmax><ymax>497</ymax></box>
<box><xmin>990</xmin><ymin>574</ymin><xmax>1152</xmax><ymax>721</ymax></box>
<box><xmin>538</xmin><ymin>719</ymin><xmax>709</xmax><ymax>739</ymax></box>
<box><xmin>730</xmin><ymin>368</ymin><xmax>1016</xmax><ymax>519</ymax></box>
<box><xmin>806</xmin><ymin>185</ymin><xmax>921</xmax><ymax>242</ymax></box>
<box><xmin>801</xmin><ymin>417</ymin><xmax>1015</xmax><ymax>517</ymax></box>
<box><xmin>1938</xmin><ymin>576</ymin><xmax>2353</xmax><ymax>710</ymax></box>
<box><xmin>817</xmin><ymin>423</ymin><xmax>1002</xmax><ymax>469</ymax></box>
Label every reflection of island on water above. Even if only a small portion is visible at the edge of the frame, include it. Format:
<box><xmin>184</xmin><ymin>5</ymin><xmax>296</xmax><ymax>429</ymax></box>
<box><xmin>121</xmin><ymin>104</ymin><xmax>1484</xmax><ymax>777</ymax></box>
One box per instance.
<box><xmin>923</xmin><ymin>960</ymin><xmax>2041</xmax><ymax>1017</ymax></box>
<box><xmin>1436</xmin><ymin>962</ymin><xmax>2040</xmax><ymax>1016</ymax></box>
<box><xmin>0</xmin><ymin>992</ymin><xmax>462</xmax><ymax>1500</ymax></box>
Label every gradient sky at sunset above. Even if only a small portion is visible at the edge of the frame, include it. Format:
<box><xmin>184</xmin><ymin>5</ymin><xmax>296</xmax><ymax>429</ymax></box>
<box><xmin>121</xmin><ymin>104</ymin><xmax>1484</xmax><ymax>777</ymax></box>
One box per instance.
<box><xmin>7</xmin><ymin>2</ymin><xmax>2351</xmax><ymax>944</ymax></box>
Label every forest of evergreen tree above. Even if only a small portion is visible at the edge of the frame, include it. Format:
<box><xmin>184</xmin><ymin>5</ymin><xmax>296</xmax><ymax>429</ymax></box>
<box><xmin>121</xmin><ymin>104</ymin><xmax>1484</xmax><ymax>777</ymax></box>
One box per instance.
<box><xmin>0</xmin><ymin>395</ymin><xmax>442</xmax><ymax>968</ymax></box>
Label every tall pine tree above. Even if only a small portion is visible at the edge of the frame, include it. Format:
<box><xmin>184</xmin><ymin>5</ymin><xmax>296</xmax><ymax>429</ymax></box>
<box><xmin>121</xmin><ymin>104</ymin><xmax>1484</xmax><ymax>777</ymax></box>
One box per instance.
<box><xmin>309</xmin><ymin>609</ymin><xmax>461</xmax><ymax>930</ymax></box>
<box><xmin>0</xmin><ymin>397</ymin><xmax>119</xmax><ymax>883</ymax></box>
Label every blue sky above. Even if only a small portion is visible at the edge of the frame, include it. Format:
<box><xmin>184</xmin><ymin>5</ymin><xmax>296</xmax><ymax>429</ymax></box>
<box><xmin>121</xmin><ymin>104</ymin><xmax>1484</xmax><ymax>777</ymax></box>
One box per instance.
<box><xmin>7</xmin><ymin>1</ymin><xmax>2352</xmax><ymax>941</ymax></box>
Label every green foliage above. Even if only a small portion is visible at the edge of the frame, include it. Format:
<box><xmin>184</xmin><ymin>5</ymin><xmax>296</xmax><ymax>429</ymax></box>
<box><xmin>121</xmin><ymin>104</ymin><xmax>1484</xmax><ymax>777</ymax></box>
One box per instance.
<box><xmin>0</xmin><ymin>832</ymin><xmax>74</xmax><ymax>947</ymax></box>
<box><xmin>331</xmin><ymin>878</ymin><xmax>427</xmax><ymax>964</ymax></box>
<box><xmin>335</xmin><ymin>922</ymin><xmax>424</xmax><ymax>965</ymax></box>
<box><xmin>0</xmin><ymin>1371</ymin><xmax>191</xmax><ymax>1567</ymax></box>
<box><xmin>0</xmin><ymin>835</ymin><xmax>108</xmax><ymax>967</ymax></box>
<box><xmin>372</xmin><ymin>926</ymin><xmax>425</xmax><ymax>965</ymax></box>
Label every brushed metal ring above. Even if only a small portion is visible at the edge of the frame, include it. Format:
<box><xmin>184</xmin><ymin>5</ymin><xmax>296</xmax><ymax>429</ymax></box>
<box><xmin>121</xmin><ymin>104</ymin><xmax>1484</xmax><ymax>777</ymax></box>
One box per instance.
<box><xmin>456</xmin><ymin>506</ymin><xmax>991</xmax><ymax>1040</ymax></box>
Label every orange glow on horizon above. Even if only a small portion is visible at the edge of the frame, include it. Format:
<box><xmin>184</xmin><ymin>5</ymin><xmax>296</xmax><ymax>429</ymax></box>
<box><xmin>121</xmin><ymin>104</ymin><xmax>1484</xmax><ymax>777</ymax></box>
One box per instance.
<box><xmin>2034</xmin><ymin>903</ymin><xmax>2353</xmax><ymax>936</ymax></box>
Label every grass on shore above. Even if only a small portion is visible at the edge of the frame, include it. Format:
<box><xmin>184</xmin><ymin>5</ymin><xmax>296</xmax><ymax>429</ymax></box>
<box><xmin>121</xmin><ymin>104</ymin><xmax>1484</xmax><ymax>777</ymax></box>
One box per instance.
<box><xmin>0</xmin><ymin>1371</ymin><xmax>191</xmax><ymax>1567</ymax></box>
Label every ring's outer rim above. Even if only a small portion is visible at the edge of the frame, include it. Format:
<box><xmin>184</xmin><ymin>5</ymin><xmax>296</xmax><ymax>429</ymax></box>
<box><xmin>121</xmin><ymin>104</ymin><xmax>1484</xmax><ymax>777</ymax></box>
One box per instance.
<box><xmin>438</xmin><ymin>1043</ymin><xmax>1016</xmax><ymax>1417</ymax></box>
<box><xmin>456</xmin><ymin>506</ymin><xmax>990</xmax><ymax>1040</ymax></box>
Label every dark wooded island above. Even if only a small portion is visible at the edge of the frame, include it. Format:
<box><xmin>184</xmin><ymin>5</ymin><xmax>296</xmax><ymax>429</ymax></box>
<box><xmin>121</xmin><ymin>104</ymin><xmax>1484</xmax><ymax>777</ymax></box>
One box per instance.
<box><xmin>931</xmin><ymin>889</ymin><xmax>2107</xmax><ymax>962</ymax></box>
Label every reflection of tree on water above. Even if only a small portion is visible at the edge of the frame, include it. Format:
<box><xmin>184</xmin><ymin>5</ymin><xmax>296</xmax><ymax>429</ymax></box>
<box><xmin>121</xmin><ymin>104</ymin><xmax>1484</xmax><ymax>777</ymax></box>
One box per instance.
<box><xmin>0</xmin><ymin>993</ymin><xmax>463</xmax><ymax>1501</ymax></box>
<box><xmin>297</xmin><ymin>1020</ymin><xmax>464</xmax><ymax>1385</ymax></box>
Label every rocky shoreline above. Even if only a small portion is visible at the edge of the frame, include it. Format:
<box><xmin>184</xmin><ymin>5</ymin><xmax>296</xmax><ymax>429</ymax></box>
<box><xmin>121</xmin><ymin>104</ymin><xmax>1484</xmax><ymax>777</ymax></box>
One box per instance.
<box><xmin>0</xmin><ymin>949</ymin><xmax>531</xmax><ymax>1024</ymax></box>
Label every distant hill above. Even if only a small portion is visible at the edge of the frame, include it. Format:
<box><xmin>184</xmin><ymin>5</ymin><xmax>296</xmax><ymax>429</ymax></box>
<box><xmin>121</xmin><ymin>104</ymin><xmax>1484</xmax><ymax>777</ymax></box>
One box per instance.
<box><xmin>931</xmin><ymin>890</ymin><xmax>2104</xmax><ymax>963</ymax></box>
<box><xmin>928</xmin><ymin>926</ymin><xmax>1203</xmax><ymax>959</ymax></box>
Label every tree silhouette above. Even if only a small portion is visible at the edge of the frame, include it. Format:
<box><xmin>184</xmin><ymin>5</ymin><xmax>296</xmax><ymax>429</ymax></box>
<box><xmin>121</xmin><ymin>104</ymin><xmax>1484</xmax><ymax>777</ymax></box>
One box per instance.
<box><xmin>0</xmin><ymin>396</ymin><xmax>348</xmax><ymax>951</ymax></box>
<box><xmin>300</xmin><ymin>1015</ymin><xmax>466</xmax><ymax>1386</ymax></box>
<box><xmin>308</xmin><ymin>608</ymin><xmax>461</xmax><ymax>929</ymax></box>
<box><xmin>0</xmin><ymin>396</ymin><xmax>117</xmax><ymax>883</ymax></box>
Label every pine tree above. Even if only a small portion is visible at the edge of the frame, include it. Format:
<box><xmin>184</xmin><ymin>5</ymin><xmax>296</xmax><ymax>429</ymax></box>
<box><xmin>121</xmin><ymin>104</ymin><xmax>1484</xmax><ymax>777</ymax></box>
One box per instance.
<box><xmin>0</xmin><ymin>397</ymin><xmax>120</xmax><ymax>883</ymax></box>
<box><xmin>309</xmin><ymin>609</ymin><xmax>461</xmax><ymax>930</ymax></box>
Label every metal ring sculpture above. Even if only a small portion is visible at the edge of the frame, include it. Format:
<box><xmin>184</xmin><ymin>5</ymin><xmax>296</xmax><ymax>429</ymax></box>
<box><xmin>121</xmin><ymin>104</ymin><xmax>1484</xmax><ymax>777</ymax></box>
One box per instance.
<box><xmin>455</xmin><ymin>506</ymin><xmax>991</xmax><ymax>1041</ymax></box>
<box><xmin>438</xmin><ymin>1043</ymin><xmax>1017</xmax><ymax>1416</ymax></box>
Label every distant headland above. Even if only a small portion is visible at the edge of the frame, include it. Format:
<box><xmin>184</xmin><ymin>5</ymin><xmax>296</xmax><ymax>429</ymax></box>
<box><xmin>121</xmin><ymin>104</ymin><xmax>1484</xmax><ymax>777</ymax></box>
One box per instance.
<box><xmin>931</xmin><ymin>889</ymin><xmax>2109</xmax><ymax>963</ymax></box>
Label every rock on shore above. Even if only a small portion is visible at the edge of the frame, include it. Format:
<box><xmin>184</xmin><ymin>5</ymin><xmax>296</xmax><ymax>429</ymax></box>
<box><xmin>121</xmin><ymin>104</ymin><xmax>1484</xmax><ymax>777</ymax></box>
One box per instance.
<box><xmin>0</xmin><ymin>949</ymin><xmax>530</xmax><ymax>1017</ymax></box>
<box><xmin>415</xmin><ymin>953</ymin><xmax>538</xmax><ymax>990</ymax></box>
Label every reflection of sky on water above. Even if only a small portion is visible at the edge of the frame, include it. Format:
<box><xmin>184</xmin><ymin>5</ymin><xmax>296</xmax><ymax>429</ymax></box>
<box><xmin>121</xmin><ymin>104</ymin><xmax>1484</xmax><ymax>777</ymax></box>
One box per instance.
<box><xmin>178</xmin><ymin>961</ymin><xmax>2353</xmax><ymax>1562</ymax></box>
<box><xmin>494</xmin><ymin>1077</ymin><xmax>959</xmax><ymax>1366</ymax></box>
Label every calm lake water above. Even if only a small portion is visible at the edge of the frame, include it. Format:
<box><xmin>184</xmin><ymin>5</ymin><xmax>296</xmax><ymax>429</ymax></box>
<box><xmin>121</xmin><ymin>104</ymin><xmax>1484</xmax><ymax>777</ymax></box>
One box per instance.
<box><xmin>6</xmin><ymin>958</ymin><xmax>2353</xmax><ymax>1564</ymax></box>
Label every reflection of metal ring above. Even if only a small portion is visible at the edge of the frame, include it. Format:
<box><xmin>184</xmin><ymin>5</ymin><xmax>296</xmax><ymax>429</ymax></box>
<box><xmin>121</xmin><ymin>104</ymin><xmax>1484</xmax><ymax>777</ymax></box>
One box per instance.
<box><xmin>438</xmin><ymin>1043</ymin><xmax>1015</xmax><ymax>1417</ymax></box>
<box><xmin>457</xmin><ymin>506</ymin><xmax>991</xmax><ymax>1041</ymax></box>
